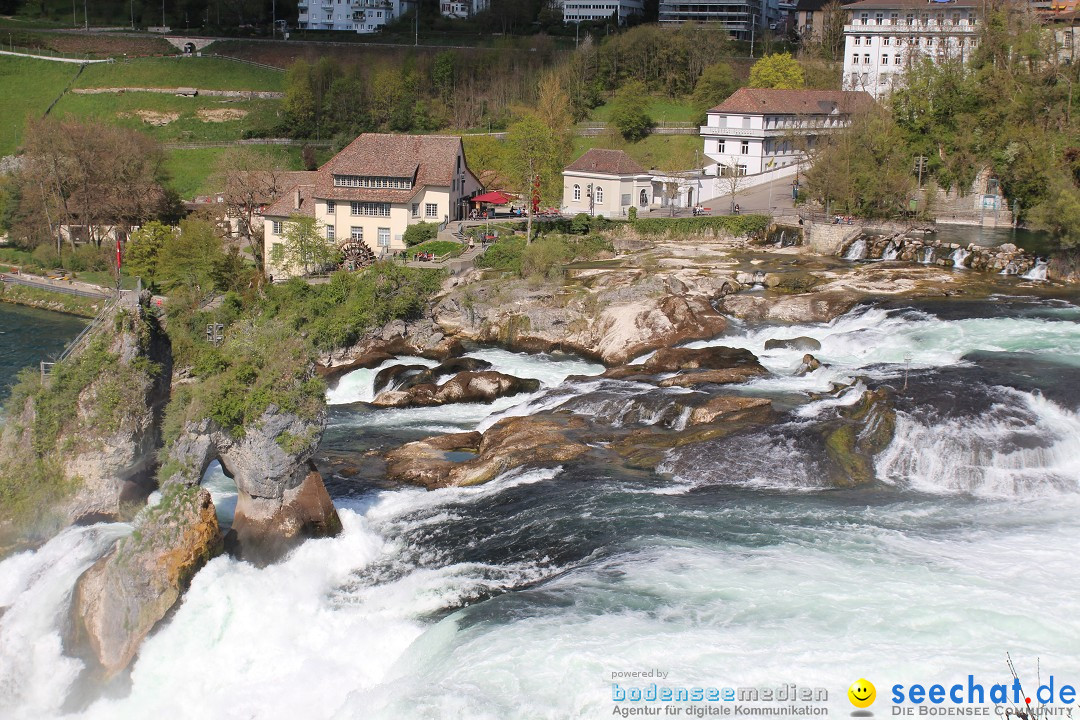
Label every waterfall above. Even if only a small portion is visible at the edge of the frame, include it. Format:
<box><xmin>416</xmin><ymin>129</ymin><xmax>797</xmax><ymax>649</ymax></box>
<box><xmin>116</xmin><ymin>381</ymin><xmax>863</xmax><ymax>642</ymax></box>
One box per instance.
<box><xmin>882</xmin><ymin>241</ymin><xmax>899</xmax><ymax>261</ymax></box>
<box><xmin>843</xmin><ymin>239</ymin><xmax>868</xmax><ymax>261</ymax></box>
<box><xmin>919</xmin><ymin>246</ymin><xmax>935</xmax><ymax>264</ymax></box>
<box><xmin>1000</xmin><ymin>262</ymin><xmax>1019</xmax><ymax>276</ymax></box>
<box><xmin>775</xmin><ymin>230</ymin><xmax>786</xmax><ymax>248</ymax></box>
<box><xmin>951</xmin><ymin>247</ymin><xmax>970</xmax><ymax>269</ymax></box>
<box><xmin>1023</xmin><ymin>259</ymin><xmax>1049</xmax><ymax>281</ymax></box>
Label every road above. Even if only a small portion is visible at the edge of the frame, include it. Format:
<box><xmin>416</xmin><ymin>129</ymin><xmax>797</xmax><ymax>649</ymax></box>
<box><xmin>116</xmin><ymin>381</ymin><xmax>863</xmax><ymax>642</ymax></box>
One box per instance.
<box><xmin>700</xmin><ymin>173</ymin><xmax>801</xmax><ymax>217</ymax></box>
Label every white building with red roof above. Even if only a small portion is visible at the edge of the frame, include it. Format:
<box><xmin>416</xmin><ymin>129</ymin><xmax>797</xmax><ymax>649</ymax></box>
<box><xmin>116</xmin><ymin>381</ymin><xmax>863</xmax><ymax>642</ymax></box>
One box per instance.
<box><xmin>261</xmin><ymin>133</ymin><xmax>482</xmax><ymax>278</ymax></box>
<box><xmin>700</xmin><ymin>87</ymin><xmax>872</xmax><ymax>183</ymax></box>
<box><xmin>561</xmin><ymin>149</ymin><xmax>657</xmax><ymax>218</ymax></box>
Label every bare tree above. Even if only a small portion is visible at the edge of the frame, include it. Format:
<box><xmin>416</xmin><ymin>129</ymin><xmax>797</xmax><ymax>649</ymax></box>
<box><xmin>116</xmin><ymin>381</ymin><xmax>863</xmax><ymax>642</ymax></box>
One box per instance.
<box><xmin>718</xmin><ymin>156</ymin><xmax>748</xmax><ymax>213</ymax></box>
<box><xmin>212</xmin><ymin>148</ymin><xmax>289</xmax><ymax>266</ymax></box>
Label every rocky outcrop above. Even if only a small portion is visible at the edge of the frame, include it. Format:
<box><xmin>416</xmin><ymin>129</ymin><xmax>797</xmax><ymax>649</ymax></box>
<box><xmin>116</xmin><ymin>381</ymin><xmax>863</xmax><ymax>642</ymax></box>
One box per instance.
<box><xmin>372</xmin><ymin>371</ymin><xmax>540</xmax><ymax>408</ymax></box>
<box><xmin>0</xmin><ymin>292</ymin><xmax>172</xmax><ymax>535</ymax></box>
<box><xmin>74</xmin><ymin>484</ymin><xmax>220</xmax><ymax>676</ymax></box>
<box><xmin>318</xmin><ymin>317</ymin><xmax>462</xmax><ymax>380</ymax></box>
<box><xmin>604</xmin><ymin>346</ymin><xmax>769</xmax><ymax>388</ymax></box>
<box><xmin>163</xmin><ymin>404</ymin><xmax>341</xmax><ymax>563</ymax></box>
<box><xmin>687</xmin><ymin>395</ymin><xmax>773</xmax><ymax>426</ymax></box>
<box><xmin>720</xmin><ymin>290</ymin><xmax>861</xmax><ymax>325</ymax></box>
<box><xmin>797</xmin><ymin>354</ymin><xmax>823</xmax><ymax>375</ymax></box>
<box><xmin>386</xmin><ymin>415</ymin><xmax>591</xmax><ymax>488</ymax></box>
<box><xmin>374</xmin><ymin>357</ymin><xmax>494</xmax><ymax>396</ymax></box>
<box><xmin>822</xmin><ymin>387</ymin><xmax>897</xmax><ymax>486</ymax></box>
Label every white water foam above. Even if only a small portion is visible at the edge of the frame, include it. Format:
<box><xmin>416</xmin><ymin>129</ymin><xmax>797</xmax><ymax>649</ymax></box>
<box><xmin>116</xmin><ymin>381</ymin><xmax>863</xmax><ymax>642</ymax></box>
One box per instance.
<box><xmin>876</xmin><ymin>388</ymin><xmax>1080</xmax><ymax>497</ymax></box>
<box><xmin>686</xmin><ymin>304</ymin><xmax>1080</xmax><ymax>395</ymax></box>
<box><xmin>327</xmin><ymin>356</ymin><xmax>441</xmax><ymax>405</ymax></box>
<box><xmin>0</xmin><ymin>523</ymin><xmax>130</xmax><ymax>719</ymax></box>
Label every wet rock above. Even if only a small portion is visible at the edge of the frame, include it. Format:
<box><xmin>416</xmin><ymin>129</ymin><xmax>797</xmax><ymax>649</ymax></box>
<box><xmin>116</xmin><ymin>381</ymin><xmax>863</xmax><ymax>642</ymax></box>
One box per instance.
<box><xmin>74</xmin><ymin>485</ymin><xmax>220</xmax><ymax>677</ymax></box>
<box><xmin>688</xmin><ymin>396</ymin><xmax>773</xmax><ymax>426</ymax></box>
<box><xmin>721</xmin><ymin>291</ymin><xmax>860</xmax><ymax>324</ymax></box>
<box><xmin>387</xmin><ymin>416</ymin><xmax>591</xmax><ymax>488</ymax></box>
<box><xmin>797</xmin><ymin>354</ymin><xmax>823</xmax><ymax>375</ymax></box>
<box><xmin>318</xmin><ymin>350</ymin><xmax>395</xmax><ymax>383</ymax></box>
<box><xmin>371</xmin><ymin>371</ymin><xmax>539</xmax><ymax>408</ymax></box>
<box><xmin>642</xmin><ymin>346</ymin><xmax>764</xmax><ymax>374</ymax></box>
<box><xmin>373</xmin><ymin>364</ymin><xmax>430</xmax><ymax>395</ymax></box>
<box><xmin>763</xmin><ymin>336</ymin><xmax>822</xmax><ymax>352</ymax></box>
<box><xmin>822</xmin><ymin>387</ymin><xmax>897</xmax><ymax>487</ymax></box>
<box><xmin>657</xmin><ymin>368</ymin><xmax>768</xmax><ymax>387</ymax></box>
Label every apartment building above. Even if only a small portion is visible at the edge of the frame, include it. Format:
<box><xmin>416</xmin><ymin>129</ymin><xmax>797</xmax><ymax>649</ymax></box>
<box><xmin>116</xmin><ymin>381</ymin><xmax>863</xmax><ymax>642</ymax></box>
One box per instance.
<box><xmin>297</xmin><ymin>0</ymin><xmax>409</xmax><ymax>33</ymax></box>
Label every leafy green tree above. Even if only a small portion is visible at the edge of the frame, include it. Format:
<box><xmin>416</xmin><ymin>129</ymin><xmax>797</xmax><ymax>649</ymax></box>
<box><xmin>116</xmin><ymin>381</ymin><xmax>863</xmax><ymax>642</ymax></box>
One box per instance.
<box><xmin>748</xmin><ymin>53</ymin><xmax>805</xmax><ymax>89</ymax></box>
<box><xmin>160</xmin><ymin>220</ymin><xmax>225</xmax><ymax>293</ymax></box>
<box><xmin>690</xmin><ymin>62</ymin><xmax>740</xmax><ymax>120</ymax></box>
<box><xmin>125</xmin><ymin>221</ymin><xmax>174</xmax><ymax>289</ymax></box>
<box><xmin>432</xmin><ymin>51</ymin><xmax>455</xmax><ymax>103</ymax></box>
<box><xmin>284</xmin><ymin>60</ymin><xmax>317</xmax><ymax>138</ymax></box>
<box><xmin>506</xmin><ymin>113</ymin><xmax>565</xmax><ymax>242</ymax></box>
<box><xmin>1028</xmin><ymin>172</ymin><xmax>1080</xmax><ymax>248</ymax></box>
<box><xmin>610</xmin><ymin>81</ymin><xmax>654</xmax><ymax>142</ymax></box>
<box><xmin>282</xmin><ymin>214</ymin><xmax>333</xmax><ymax>276</ymax></box>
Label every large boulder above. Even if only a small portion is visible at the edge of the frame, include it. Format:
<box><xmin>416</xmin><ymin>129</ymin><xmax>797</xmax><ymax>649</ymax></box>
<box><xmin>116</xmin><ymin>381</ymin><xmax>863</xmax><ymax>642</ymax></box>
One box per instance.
<box><xmin>386</xmin><ymin>416</ymin><xmax>591</xmax><ymax>488</ymax></box>
<box><xmin>163</xmin><ymin>404</ymin><xmax>341</xmax><ymax>563</ymax></box>
<box><xmin>763</xmin><ymin>336</ymin><xmax>821</xmax><ymax>352</ymax></box>
<box><xmin>372</xmin><ymin>371</ymin><xmax>539</xmax><ymax>408</ymax></box>
<box><xmin>642</xmin><ymin>346</ymin><xmax>764</xmax><ymax>373</ymax></box>
<box><xmin>721</xmin><ymin>291</ymin><xmax>860</xmax><ymax>324</ymax></box>
<box><xmin>74</xmin><ymin>484</ymin><xmax>220</xmax><ymax>676</ymax></box>
<box><xmin>688</xmin><ymin>395</ymin><xmax>773</xmax><ymax>426</ymax></box>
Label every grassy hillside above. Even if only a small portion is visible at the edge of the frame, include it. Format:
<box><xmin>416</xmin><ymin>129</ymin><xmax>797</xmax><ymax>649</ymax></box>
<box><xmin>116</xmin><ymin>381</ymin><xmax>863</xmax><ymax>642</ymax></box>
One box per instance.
<box><xmin>0</xmin><ymin>55</ymin><xmax>80</xmax><ymax>155</ymax></box>
<box><xmin>164</xmin><ymin>145</ymin><xmax>327</xmax><ymax>200</ymax></box>
<box><xmin>50</xmin><ymin>92</ymin><xmax>283</xmax><ymax>143</ymax></box>
<box><xmin>588</xmin><ymin>96</ymin><xmax>701</xmax><ymax>124</ymax></box>
<box><xmin>75</xmin><ymin>57</ymin><xmax>284</xmax><ymax>92</ymax></box>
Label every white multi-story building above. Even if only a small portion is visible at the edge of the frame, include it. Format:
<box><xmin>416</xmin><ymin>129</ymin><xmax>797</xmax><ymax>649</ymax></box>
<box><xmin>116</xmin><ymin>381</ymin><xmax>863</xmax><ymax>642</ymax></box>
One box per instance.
<box><xmin>298</xmin><ymin>0</ymin><xmax>409</xmax><ymax>33</ymax></box>
<box><xmin>557</xmin><ymin>0</ymin><xmax>644</xmax><ymax>23</ymax></box>
<box><xmin>841</xmin><ymin>0</ymin><xmax>981</xmax><ymax>98</ymax></box>
<box><xmin>700</xmin><ymin>87</ymin><xmax>871</xmax><ymax>181</ymax></box>
<box><xmin>440</xmin><ymin>0</ymin><xmax>489</xmax><ymax>19</ymax></box>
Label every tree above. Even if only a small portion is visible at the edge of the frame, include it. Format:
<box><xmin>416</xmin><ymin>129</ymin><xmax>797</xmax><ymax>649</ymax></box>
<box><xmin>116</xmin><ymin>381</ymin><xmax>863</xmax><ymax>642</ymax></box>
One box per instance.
<box><xmin>284</xmin><ymin>60</ymin><xmax>317</xmax><ymax>138</ymax></box>
<box><xmin>716</xmin><ymin>158</ymin><xmax>748</xmax><ymax>214</ymax></box>
<box><xmin>403</xmin><ymin>222</ymin><xmax>438</xmax><ymax>247</ymax></box>
<box><xmin>749</xmin><ymin>53</ymin><xmax>806</xmax><ymax>89</ymax></box>
<box><xmin>211</xmin><ymin>148</ymin><xmax>289</xmax><ymax>267</ymax></box>
<box><xmin>690</xmin><ymin>62</ymin><xmax>740</xmax><ymax>118</ymax></box>
<box><xmin>125</xmin><ymin>221</ymin><xmax>175</xmax><ymax>290</ymax></box>
<box><xmin>159</xmin><ymin>219</ymin><xmax>225</xmax><ymax>292</ymax></box>
<box><xmin>506</xmin><ymin>113</ymin><xmax>565</xmax><ymax>243</ymax></box>
<box><xmin>610</xmin><ymin>80</ymin><xmax>654</xmax><ymax>142</ymax></box>
<box><xmin>14</xmin><ymin>117</ymin><xmax>168</xmax><ymax>252</ymax></box>
<box><xmin>801</xmin><ymin>0</ymin><xmax>847</xmax><ymax>62</ymax></box>
<box><xmin>1028</xmin><ymin>172</ymin><xmax>1080</xmax><ymax>248</ymax></box>
<box><xmin>281</xmin><ymin>214</ymin><xmax>333</xmax><ymax>275</ymax></box>
<box><xmin>536</xmin><ymin>72</ymin><xmax>575</xmax><ymax>158</ymax></box>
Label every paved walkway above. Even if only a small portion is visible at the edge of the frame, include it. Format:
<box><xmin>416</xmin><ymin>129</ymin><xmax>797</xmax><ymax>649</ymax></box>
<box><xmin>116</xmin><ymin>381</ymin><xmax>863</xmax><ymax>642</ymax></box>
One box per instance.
<box><xmin>701</xmin><ymin>174</ymin><xmax>799</xmax><ymax>217</ymax></box>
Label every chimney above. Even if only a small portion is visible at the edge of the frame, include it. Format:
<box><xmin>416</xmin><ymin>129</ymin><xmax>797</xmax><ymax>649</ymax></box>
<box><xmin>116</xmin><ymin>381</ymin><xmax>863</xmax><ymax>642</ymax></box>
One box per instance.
<box><xmin>293</xmin><ymin>187</ymin><xmax>301</xmax><ymax>211</ymax></box>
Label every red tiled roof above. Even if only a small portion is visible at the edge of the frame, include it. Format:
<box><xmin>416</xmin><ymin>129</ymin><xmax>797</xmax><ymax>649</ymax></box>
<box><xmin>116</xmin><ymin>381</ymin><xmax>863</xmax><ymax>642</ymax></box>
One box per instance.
<box><xmin>262</xmin><ymin>184</ymin><xmax>316</xmax><ymax>218</ymax></box>
<box><xmin>564</xmin><ymin>148</ymin><xmax>648</xmax><ymax>176</ymax></box>
<box><xmin>709</xmin><ymin>88</ymin><xmax>873</xmax><ymax>115</ymax></box>
<box><xmin>314</xmin><ymin>133</ymin><xmax>468</xmax><ymax>202</ymax></box>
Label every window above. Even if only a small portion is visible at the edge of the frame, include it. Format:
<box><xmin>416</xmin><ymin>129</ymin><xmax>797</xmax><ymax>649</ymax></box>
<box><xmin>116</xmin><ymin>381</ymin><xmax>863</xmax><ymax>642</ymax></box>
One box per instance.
<box><xmin>890</xmin><ymin>11</ymin><xmax>898</xmax><ymax>24</ymax></box>
<box><xmin>595</xmin><ymin>187</ymin><xmax>603</xmax><ymax>203</ymax></box>
<box><xmin>854</xmin><ymin>36</ymin><xmax>860</xmax><ymax>45</ymax></box>
<box><xmin>350</xmin><ymin>226</ymin><xmax>363</xmax><ymax>240</ymax></box>
<box><xmin>882</xmin><ymin>55</ymin><xmax>888</xmax><ymax>64</ymax></box>
<box><xmin>737</xmin><ymin>164</ymin><xmax>747</xmax><ymax>176</ymax></box>
<box><xmin>326</xmin><ymin>225</ymin><xmax>335</xmax><ymax>240</ymax></box>
<box><xmin>926</xmin><ymin>38</ymin><xmax>934</xmax><ymax>47</ymax></box>
<box><xmin>717</xmin><ymin>140</ymin><xmax>725</xmax><ymax>154</ymax></box>
<box><xmin>905</xmin><ymin>13</ymin><xmax>914</xmax><ymax>25</ymax></box>
<box><xmin>425</xmin><ymin>203</ymin><xmax>438</xmax><ymax>218</ymax></box>
<box><xmin>875</xmin><ymin>12</ymin><xmax>883</xmax><ymax>25</ymax></box>
<box><xmin>859</xmin><ymin>12</ymin><xmax>867</xmax><ymax>24</ymax></box>
<box><xmin>740</xmin><ymin>140</ymin><xmax>749</xmax><ymax>155</ymax></box>
<box><xmin>378</xmin><ymin>227</ymin><xmax>390</xmax><ymax>247</ymax></box>
<box><xmin>411</xmin><ymin>203</ymin><xmax>419</xmax><ymax>217</ymax></box>
<box><xmin>326</xmin><ymin>200</ymin><xmax>335</xmax><ymax>214</ymax></box>
<box><xmin>895</xmin><ymin>53</ymin><xmax>902</xmax><ymax>64</ymax></box>
<box><xmin>272</xmin><ymin>220</ymin><xmax>282</xmax><ymax>235</ymax></box>
<box><xmin>334</xmin><ymin>175</ymin><xmax>412</xmax><ymax>189</ymax></box>
<box><xmin>621</xmin><ymin>193</ymin><xmax>631</xmax><ymax>207</ymax></box>
<box><xmin>883</xmin><ymin>37</ymin><xmax>890</xmax><ymax>46</ymax></box>
<box><xmin>864</xmin><ymin>54</ymin><xmax>871</xmax><ymax>64</ymax></box>
<box><xmin>852</xmin><ymin>54</ymin><xmax>859</xmax><ymax>64</ymax></box>
<box><xmin>351</xmin><ymin>201</ymin><xmax>390</xmax><ymax>217</ymax></box>
<box><xmin>573</xmin><ymin>184</ymin><xmax>581</xmax><ymax>201</ymax></box>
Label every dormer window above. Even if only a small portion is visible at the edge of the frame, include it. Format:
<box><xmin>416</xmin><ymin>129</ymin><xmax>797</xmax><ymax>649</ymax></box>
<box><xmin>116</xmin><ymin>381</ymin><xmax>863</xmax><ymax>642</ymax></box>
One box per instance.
<box><xmin>333</xmin><ymin>175</ymin><xmax>413</xmax><ymax>189</ymax></box>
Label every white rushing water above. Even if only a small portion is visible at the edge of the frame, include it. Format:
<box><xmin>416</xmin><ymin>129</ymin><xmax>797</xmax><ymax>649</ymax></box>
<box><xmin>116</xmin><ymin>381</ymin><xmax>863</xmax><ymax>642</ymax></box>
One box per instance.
<box><xmin>843</xmin><ymin>238</ymin><xmax>868</xmax><ymax>261</ymax></box>
<box><xmin>951</xmin><ymin>247</ymin><xmax>971</xmax><ymax>268</ymax></box>
<box><xmin>4</xmin><ymin>304</ymin><xmax>1080</xmax><ymax>720</ymax></box>
<box><xmin>684</xmin><ymin>304</ymin><xmax>1080</xmax><ymax>394</ymax></box>
<box><xmin>1023</xmin><ymin>260</ymin><xmax>1049</xmax><ymax>281</ymax></box>
<box><xmin>881</xmin><ymin>241</ymin><xmax>899</xmax><ymax>261</ymax></box>
<box><xmin>0</xmin><ymin>523</ymin><xmax>131</xmax><ymax>720</ymax></box>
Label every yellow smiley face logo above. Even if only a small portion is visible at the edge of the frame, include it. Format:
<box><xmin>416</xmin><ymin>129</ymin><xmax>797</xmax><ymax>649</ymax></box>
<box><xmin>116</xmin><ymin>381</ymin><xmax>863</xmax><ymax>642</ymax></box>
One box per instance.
<box><xmin>848</xmin><ymin>679</ymin><xmax>876</xmax><ymax>708</ymax></box>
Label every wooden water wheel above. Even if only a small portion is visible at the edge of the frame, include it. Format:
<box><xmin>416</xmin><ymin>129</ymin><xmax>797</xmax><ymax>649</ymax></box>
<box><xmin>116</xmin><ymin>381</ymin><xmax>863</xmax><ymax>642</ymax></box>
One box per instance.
<box><xmin>338</xmin><ymin>240</ymin><xmax>376</xmax><ymax>271</ymax></box>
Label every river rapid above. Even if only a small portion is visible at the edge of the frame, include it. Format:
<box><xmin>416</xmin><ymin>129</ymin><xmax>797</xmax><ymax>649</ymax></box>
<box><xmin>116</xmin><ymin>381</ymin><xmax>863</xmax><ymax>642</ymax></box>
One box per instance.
<box><xmin>2</xmin><ymin>294</ymin><xmax>1080</xmax><ymax>719</ymax></box>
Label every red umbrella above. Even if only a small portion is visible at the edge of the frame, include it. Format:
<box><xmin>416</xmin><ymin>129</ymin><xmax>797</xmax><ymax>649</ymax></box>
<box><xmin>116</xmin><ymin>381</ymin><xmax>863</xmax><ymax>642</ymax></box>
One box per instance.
<box><xmin>471</xmin><ymin>190</ymin><xmax>515</xmax><ymax>205</ymax></box>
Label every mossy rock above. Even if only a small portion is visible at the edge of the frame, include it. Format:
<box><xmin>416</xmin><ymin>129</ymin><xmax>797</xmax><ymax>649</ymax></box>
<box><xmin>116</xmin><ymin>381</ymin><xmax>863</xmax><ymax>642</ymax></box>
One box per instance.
<box><xmin>821</xmin><ymin>387</ymin><xmax>897</xmax><ymax>487</ymax></box>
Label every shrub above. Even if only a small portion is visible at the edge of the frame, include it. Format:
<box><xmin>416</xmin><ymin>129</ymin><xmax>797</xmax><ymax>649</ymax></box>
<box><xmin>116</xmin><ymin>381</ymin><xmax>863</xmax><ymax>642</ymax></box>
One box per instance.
<box><xmin>403</xmin><ymin>222</ymin><xmax>438</xmax><ymax>247</ymax></box>
<box><xmin>632</xmin><ymin>215</ymin><xmax>770</xmax><ymax>238</ymax></box>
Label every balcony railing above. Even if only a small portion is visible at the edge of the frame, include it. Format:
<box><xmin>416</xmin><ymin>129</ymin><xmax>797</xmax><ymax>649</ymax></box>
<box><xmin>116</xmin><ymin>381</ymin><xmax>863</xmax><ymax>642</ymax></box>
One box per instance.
<box><xmin>844</xmin><ymin>21</ymin><xmax>977</xmax><ymax>33</ymax></box>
